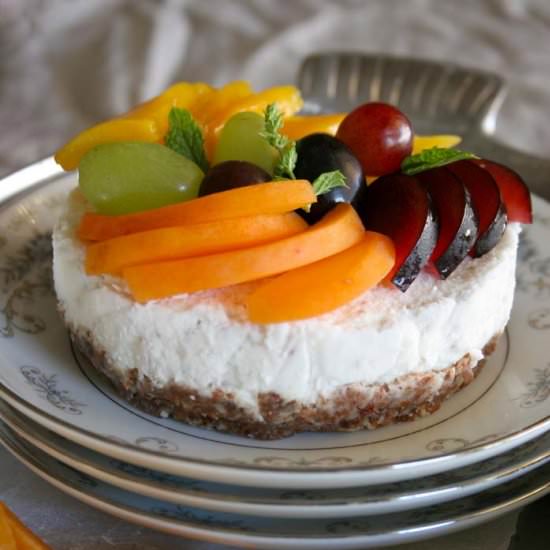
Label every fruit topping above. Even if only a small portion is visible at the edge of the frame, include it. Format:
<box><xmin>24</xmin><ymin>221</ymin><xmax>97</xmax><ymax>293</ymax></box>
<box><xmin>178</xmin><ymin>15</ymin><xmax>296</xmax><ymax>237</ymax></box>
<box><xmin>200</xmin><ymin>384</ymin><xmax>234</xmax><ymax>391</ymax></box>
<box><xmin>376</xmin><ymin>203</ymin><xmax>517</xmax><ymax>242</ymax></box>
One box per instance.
<box><xmin>56</xmin><ymin>78</ymin><xmax>535</xmax><ymax>312</ymax></box>
<box><xmin>78</xmin><ymin>142</ymin><xmax>204</xmax><ymax>216</ymax></box>
<box><xmin>123</xmin><ymin>203</ymin><xmax>365</xmax><ymax>302</ymax></box>
<box><xmin>354</xmin><ymin>173</ymin><xmax>439</xmax><ymax>291</ymax></box>
<box><xmin>336</xmin><ymin>102</ymin><xmax>413</xmax><ymax>176</ymax></box>
<box><xmin>247</xmin><ymin>232</ymin><xmax>395</xmax><ymax>323</ymax></box>
<box><xmin>86</xmin><ymin>212</ymin><xmax>307</xmax><ymax>276</ymax></box>
<box><xmin>416</xmin><ymin>167</ymin><xmax>478</xmax><ymax>278</ymax></box>
<box><xmin>446</xmin><ymin>160</ymin><xmax>508</xmax><ymax>257</ymax></box>
<box><xmin>294</xmin><ymin>133</ymin><xmax>365</xmax><ymax>223</ymax></box>
<box><xmin>199</xmin><ymin>160</ymin><xmax>271</xmax><ymax>197</ymax></box>
<box><xmin>213</xmin><ymin>112</ymin><xmax>277</xmax><ymax>174</ymax></box>
<box><xmin>471</xmin><ymin>159</ymin><xmax>532</xmax><ymax>223</ymax></box>
<box><xmin>54</xmin><ymin>82</ymin><xmax>303</xmax><ymax>171</ymax></box>
<box><xmin>78</xmin><ymin>179</ymin><xmax>317</xmax><ymax>241</ymax></box>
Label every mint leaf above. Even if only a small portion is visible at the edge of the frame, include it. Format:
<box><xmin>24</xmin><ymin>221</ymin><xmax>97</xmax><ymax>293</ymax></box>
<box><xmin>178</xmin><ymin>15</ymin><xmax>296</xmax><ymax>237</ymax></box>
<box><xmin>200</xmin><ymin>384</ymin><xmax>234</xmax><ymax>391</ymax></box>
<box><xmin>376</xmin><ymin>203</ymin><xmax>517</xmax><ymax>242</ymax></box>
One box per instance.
<box><xmin>262</xmin><ymin>103</ymin><xmax>297</xmax><ymax>179</ymax></box>
<box><xmin>401</xmin><ymin>147</ymin><xmax>478</xmax><ymax>175</ymax></box>
<box><xmin>262</xmin><ymin>103</ymin><xmax>287</xmax><ymax>150</ymax></box>
<box><xmin>301</xmin><ymin>170</ymin><xmax>347</xmax><ymax>213</ymax></box>
<box><xmin>312</xmin><ymin>170</ymin><xmax>347</xmax><ymax>196</ymax></box>
<box><xmin>165</xmin><ymin>107</ymin><xmax>208</xmax><ymax>172</ymax></box>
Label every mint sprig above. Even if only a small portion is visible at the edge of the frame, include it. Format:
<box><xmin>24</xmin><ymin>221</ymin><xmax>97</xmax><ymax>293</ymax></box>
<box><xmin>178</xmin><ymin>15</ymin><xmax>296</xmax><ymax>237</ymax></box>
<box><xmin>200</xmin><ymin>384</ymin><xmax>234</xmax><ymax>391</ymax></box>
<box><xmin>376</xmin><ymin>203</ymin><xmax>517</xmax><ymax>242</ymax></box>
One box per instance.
<box><xmin>262</xmin><ymin>103</ymin><xmax>347</xmax><ymax>199</ymax></box>
<box><xmin>262</xmin><ymin>103</ymin><xmax>288</xmax><ymax>150</ymax></box>
<box><xmin>165</xmin><ymin>107</ymin><xmax>209</xmax><ymax>172</ymax></box>
<box><xmin>401</xmin><ymin>147</ymin><xmax>478</xmax><ymax>175</ymax></box>
<box><xmin>262</xmin><ymin>103</ymin><xmax>296</xmax><ymax>179</ymax></box>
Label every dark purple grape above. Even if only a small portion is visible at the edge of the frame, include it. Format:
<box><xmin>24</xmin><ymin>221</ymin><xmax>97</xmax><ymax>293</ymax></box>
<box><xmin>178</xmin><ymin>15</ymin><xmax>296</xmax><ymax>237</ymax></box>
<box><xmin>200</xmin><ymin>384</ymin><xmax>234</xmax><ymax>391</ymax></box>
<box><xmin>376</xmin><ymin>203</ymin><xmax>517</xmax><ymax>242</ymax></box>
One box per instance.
<box><xmin>294</xmin><ymin>133</ymin><xmax>366</xmax><ymax>223</ymax></box>
<box><xmin>199</xmin><ymin>160</ymin><xmax>271</xmax><ymax>197</ymax></box>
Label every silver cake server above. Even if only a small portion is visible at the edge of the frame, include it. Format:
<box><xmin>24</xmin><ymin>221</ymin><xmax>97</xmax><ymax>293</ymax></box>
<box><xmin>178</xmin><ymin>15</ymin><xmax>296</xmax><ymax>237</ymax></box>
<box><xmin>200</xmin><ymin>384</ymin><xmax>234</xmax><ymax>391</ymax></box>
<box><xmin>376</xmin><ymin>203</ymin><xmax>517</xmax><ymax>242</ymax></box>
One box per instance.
<box><xmin>296</xmin><ymin>52</ymin><xmax>550</xmax><ymax>200</ymax></box>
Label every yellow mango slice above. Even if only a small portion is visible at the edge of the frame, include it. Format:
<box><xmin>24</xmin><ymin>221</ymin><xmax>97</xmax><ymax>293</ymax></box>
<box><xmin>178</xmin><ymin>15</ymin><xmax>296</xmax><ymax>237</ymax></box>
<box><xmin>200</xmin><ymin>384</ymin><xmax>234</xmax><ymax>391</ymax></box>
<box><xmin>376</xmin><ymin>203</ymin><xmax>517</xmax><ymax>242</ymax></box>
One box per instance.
<box><xmin>412</xmin><ymin>135</ymin><xmax>462</xmax><ymax>155</ymax></box>
<box><xmin>213</xmin><ymin>85</ymin><xmax>303</xmax><ymax>127</ymax></box>
<box><xmin>281</xmin><ymin>113</ymin><xmax>346</xmax><ymax>140</ymax></box>
<box><xmin>54</xmin><ymin>119</ymin><xmax>161</xmax><ymax>171</ymax></box>
<box><xmin>193</xmin><ymin>81</ymin><xmax>253</xmax><ymax>127</ymax></box>
<box><xmin>125</xmin><ymin>82</ymin><xmax>213</xmax><ymax>135</ymax></box>
<box><xmin>55</xmin><ymin>82</ymin><xmax>213</xmax><ymax>170</ymax></box>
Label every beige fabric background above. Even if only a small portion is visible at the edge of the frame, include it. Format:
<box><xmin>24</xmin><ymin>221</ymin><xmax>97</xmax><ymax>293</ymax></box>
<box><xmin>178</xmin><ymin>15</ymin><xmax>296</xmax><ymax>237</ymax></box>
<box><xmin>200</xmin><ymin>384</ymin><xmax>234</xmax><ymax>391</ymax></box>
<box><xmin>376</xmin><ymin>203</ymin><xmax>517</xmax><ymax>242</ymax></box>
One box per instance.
<box><xmin>1</xmin><ymin>0</ymin><xmax>550</xmax><ymax>176</ymax></box>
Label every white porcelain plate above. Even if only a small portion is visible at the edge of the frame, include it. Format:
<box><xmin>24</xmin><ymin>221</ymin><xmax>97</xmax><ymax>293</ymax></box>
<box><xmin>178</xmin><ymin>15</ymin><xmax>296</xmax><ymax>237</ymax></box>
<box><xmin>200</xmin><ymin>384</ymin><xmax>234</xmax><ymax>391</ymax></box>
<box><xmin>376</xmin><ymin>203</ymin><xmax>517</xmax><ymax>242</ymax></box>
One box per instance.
<box><xmin>0</xmin><ymin>159</ymin><xmax>549</xmax><ymax>489</ymax></box>
<box><xmin>0</xmin><ymin>398</ymin><xmax>548</xmax><ymax>519</ymax></box>
<box><xmin>0</xmin><ymin>421</ymin><xmax>548</xmax><ymax>550</ymax></box>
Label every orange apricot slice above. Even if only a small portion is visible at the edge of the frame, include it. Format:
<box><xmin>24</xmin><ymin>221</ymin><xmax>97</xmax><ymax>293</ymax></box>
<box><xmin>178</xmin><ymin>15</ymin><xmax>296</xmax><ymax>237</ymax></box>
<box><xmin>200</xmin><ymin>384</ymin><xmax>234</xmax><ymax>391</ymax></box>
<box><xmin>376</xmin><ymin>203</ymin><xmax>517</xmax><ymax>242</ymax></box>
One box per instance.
<box><xmin>85</xmin><ymin>212</ymin><xmax>307</xmax><ymax>275</ymax></box>
<box><xmin>78</xmin><ymin>179</ymin><xmax>316</xmax><ymax>241</ymax></box>
<box><xmin>123</xmin><ymin>204</ymin><xmax>365</xmax><ymax>302</ymax></box>
<box><xmin>247</xmin><ymin>232</ymin><xmax>395</xmax><ymax>323</ymax></box>
<box><xmin>281</xmin><ymin>113</ymin><xmax>346</xmax><ymax>141</ymax></box>
<box><xmin>54</xmin><ymin>119</ymin><xmax>161</xmax><ymax>171</ymax></box>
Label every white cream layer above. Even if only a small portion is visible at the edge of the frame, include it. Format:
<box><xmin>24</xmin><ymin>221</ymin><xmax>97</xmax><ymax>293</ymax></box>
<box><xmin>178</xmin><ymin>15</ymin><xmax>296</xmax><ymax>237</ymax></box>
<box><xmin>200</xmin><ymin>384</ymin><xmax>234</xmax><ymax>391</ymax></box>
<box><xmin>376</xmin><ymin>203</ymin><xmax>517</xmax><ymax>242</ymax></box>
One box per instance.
<box><xmin>53</xmin><ymin>191</ymin><xmax>520</xmax><ymax>415</ymax></box>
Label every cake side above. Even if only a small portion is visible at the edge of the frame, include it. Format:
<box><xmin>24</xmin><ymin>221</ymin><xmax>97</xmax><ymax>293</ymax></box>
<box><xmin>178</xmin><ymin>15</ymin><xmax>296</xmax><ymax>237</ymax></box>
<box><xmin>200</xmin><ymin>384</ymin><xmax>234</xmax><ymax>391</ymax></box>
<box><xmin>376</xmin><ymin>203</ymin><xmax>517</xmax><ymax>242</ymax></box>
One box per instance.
<box><xmin>69</xmin><ymin>324</ymin><xmax>498</xmax><ymax>439</ymax></box>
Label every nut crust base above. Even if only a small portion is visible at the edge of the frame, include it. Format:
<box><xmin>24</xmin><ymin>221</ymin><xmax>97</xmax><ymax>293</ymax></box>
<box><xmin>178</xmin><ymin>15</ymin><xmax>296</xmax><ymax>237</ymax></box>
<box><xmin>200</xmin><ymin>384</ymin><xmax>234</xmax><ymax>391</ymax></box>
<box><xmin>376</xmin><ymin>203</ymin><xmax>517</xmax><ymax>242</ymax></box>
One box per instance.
<box><xmin>70</xmin><ymin>327</ymin><xmax>499</xmax><ymax>440</ymax></box>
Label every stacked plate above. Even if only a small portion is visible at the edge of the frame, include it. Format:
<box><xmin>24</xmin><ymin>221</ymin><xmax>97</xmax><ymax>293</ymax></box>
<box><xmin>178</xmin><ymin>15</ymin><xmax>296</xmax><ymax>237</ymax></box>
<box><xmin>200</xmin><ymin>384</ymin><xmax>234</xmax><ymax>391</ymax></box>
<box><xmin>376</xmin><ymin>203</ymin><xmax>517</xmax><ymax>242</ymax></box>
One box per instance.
<box><xmin>0</xmin><ymin>159</ymin><xmax>549</xmax><ymax>549</ymax></box>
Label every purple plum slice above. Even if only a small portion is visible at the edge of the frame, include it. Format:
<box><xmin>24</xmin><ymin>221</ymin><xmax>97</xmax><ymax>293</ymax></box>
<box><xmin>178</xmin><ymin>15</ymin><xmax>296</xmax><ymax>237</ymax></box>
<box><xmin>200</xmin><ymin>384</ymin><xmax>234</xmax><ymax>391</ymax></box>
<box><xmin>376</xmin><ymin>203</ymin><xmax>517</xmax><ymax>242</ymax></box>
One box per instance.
<box><xmin>446</xmin><ymin>160</ymin><xmax>507</xmax><ymax>257</ymax></box>
<box><xmin>417</xmin><ymin>167</ymin><xmax>479</xmax><ymax>278</ymax></box>
<box><xmin>356</xmin><ymin>173</ymin><xmax>439</xmax><ymax>291</ymax></box>
<box><xmin>471</xmin><ymin>159</ymin><xmax>532</xmax><ymax>224</ymax></box>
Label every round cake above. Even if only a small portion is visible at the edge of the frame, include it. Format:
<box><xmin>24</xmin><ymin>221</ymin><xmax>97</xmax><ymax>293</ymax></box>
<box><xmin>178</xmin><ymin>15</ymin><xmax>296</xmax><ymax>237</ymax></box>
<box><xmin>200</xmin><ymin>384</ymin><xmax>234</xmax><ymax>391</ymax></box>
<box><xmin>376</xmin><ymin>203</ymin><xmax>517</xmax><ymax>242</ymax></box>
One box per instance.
<box><xmin>51</xmin><ymin>81</ymin><xmax>531</xmax><ymax>439</ymax></box>
<box><xmin>53</xmin><ymin>190</ymin><xmax>520</xmax><ymax>439</ymax></box>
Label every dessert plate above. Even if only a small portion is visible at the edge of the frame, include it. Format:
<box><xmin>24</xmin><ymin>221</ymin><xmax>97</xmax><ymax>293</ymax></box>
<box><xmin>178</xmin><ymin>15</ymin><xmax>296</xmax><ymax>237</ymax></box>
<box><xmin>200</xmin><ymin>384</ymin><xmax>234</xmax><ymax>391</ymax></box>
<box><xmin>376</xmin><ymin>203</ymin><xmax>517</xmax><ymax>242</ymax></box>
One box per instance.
<box><xmin>0</xmin><ymin>398</ymin><xmax>548</xmax><ymax>519</ymax></box>
<box><xmin>0</xmin><ymin>421</ymin><xmax>548</xmax><ymax>550</ymax></box>
<box><xmin>0</xmin><ymin>161</ymin><xmax>549</xmax><ymax>489</ymax></box>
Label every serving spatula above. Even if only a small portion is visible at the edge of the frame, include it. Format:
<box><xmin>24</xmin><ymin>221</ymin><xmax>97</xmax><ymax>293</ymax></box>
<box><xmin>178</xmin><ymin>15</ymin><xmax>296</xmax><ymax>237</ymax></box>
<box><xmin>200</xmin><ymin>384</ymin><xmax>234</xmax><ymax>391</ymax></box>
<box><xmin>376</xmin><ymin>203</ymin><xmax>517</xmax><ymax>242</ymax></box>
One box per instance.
<box><xmin>297</xmin><ymin>53</ymin><xmax>550</xmax><ymax>200</ymax></box>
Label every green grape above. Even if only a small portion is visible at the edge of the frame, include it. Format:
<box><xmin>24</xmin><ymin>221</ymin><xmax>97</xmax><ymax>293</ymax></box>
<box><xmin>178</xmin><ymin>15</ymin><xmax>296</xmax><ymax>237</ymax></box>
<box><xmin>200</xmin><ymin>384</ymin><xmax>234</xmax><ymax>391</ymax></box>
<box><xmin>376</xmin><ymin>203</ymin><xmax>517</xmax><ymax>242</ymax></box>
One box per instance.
<box><xmin>213</xmin><ymin>112</ymin><xmax>278</xmax><ymax>175</ymax></box>
<box><xmin>79</xmin><ymin>142</ymin><xmax>204</xmax><ymax>215</ymax></box>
